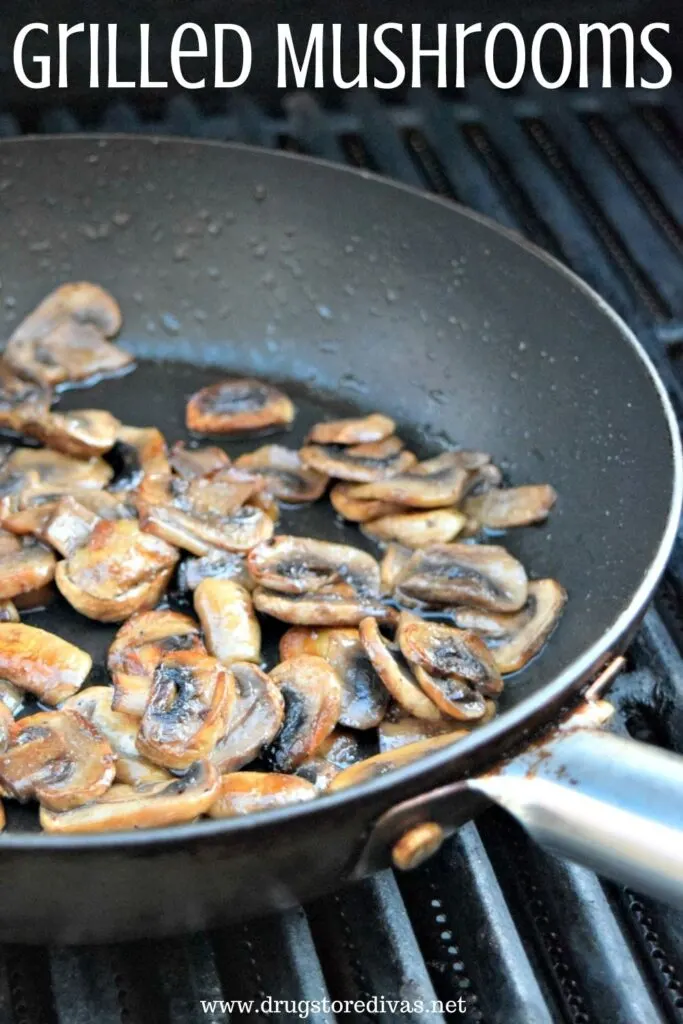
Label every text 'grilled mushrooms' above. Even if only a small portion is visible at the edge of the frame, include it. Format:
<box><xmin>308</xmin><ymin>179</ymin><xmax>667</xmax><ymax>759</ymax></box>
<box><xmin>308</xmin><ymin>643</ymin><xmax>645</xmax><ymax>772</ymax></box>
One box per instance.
<box><xmin>0</xmin><ymin>623</ymin><xmax>91</xmax><ymax>704</ymax></box>
<box><xmin>207</xmin><ymin>771</ymin><xmax>317</xmax><ymax>818</ymax></box>
<box><xmin>395</xmin><ymin>543</ymin><xmax>528</xmax><ymax>612</ymax></box>
<box><xmin>265</xmin><ymin>655</ymin><xmax>342</xmax><ymax>771</ymax></box>
<box><xmin>186</xmin><ymin>378</ymin><xmax>295</xmax><ymax>434</ymax></box>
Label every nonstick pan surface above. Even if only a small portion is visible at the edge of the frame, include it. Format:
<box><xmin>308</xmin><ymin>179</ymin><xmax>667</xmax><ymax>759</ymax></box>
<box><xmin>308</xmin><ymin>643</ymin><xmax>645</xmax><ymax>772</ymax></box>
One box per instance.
<box><xmin>0</xmin><ymin>136</ymin><xmax>678</xmax><ymax>940</ymax></box>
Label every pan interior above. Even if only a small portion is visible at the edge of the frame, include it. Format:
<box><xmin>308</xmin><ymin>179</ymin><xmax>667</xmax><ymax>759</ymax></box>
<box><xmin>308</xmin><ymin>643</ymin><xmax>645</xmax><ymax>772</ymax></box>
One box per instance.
<box><xmin>0</xmin><ymin>136</ymin><xmax>678</xmax><ymax>835</ymax></box>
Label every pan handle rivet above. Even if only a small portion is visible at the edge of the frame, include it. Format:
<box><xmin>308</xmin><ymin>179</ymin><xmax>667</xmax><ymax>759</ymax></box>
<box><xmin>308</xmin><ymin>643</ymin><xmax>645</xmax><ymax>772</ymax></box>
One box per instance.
<box><xmin>392</xmin><ymin>822</ymin><xmax>445</xmax><ymax>871</ymax></box>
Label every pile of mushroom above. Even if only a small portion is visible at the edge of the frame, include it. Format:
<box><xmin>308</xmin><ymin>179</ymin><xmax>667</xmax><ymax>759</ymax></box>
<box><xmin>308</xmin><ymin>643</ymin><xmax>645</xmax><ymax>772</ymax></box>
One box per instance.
<box><xmin>0</xmin><ymin>283</ymin><xmax>566</xmax><ymax>834</ymax></box>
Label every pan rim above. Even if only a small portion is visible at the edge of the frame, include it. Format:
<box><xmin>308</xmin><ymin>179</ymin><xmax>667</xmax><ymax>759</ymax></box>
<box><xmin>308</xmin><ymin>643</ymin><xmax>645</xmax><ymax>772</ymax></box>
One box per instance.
<box><xmin>0</xmin><ymin>133</ymin><xmax>679</xmax><ymax>850</ymax></box>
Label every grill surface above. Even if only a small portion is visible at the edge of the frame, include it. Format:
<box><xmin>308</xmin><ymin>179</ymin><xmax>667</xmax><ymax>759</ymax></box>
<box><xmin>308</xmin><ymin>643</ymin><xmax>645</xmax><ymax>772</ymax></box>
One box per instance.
<box><xmin>1</xmin><ymin>82</ymin><xmax>683</xmax><ymax>1023</ymax></box>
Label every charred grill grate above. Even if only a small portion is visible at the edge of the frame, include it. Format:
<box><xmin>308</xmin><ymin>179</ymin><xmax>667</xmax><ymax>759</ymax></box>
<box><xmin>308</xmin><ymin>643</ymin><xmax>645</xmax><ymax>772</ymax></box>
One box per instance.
<box><xmin>0</xmin><ymin>81</ymin><xmax>682</xmax><ymax>1022</ymax></box>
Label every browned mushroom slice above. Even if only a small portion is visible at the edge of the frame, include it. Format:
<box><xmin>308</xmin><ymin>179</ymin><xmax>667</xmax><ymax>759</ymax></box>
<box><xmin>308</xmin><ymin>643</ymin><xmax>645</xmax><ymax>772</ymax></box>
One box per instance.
<box><xmin>362</xmin><ymin>508</ymin><xmax>467</xmax><ymax>548</ymax></box>
<box><xmin>378</xmin><ymin>712</ymin><xmax>491</xmax><ymax>753</ymax></box>
<box><xmin>0</xmin><ymin>540</ymin><xmax>56</xmax><ymax>600</ymax></box>
<box><xmin>3</xmin><ymin>446</ymin><xmax>113</xmax><ymax>491</ymax></box>
<box><xmin>41</xmin><ymin>496</ymin><xmax>100</xmax><ymax>557</ymax></box>
<box><xmin>178</xmin><ymin>549</ymin><xmax>253</xmax><ymax>593</ymax></box>
<box><xmin>235</xmin><ymin>445</ymin><xmax>328</xmax><ymax>504</ymax></box>
<box><xmin>251</xmin><ymin>488</ymin><xmax>280</xmax><ymax>523</ymax></box>
<box><xmin>108</xmin><ymin>610</ymin><xmax>204</xmax><ymax>717</ymax></box>
<box><xmin>295</xmin><ymin>728</ymin><xmax>365</xmax><ymax>791</ymax></box>
<box><xmin>169</xmin><ymin>441</ymin><xmax>230</xmax><ymax>480</ymax></box>
<box><xmin>280</xmin><ymin>627</ymin><xmax>389</xmax><ymax>730</ymax></box>
<box><xmin>139</xmin><ymin>502</ymin><xmax>273</xmax><ymax>556</ymax></box>
<box><xmin>3</xmin><ymin>488</ymin><xmax>134</xmax><ymax>540</ymax></box>
<box><xmin>344</xmin><ymin>450</ymin><xmax>488</xmax><ymax>508</ymax></box>
<box><xmin>0</xmin><ymin>709</ymin><xmax>115</xmax><ymax>810</ymax></box>
<box><xmin>397</xmin><ymin>613</ymin><xmax>503</xmax><ymax>697</ymax></box>
<box><xmin>307</xmin><ymin>413</ymin><xmax>395</xmax><ymax>446</ymax></box>
<box><xmin>5</xmin><ymin>282</ymin><xmax>130</xmax><ymax>387</ymax></box>
<box><xmin>194</xmin><ymin>579</ymin><xmax>261</xmax><ymax>666</ymax></box>
<box><xmin>300</xmin><ymin>435</ymin><xmax>416</xmax><ymax>483</ymax></box>
<box><xmin>0</xmin><ymin>528</ymin><xmax>21</xmax><ymax>557</ymax></box>
<box><xmin>114</xmin><ymin>425</ymin><xmax>171</xmax><ymax>489</ymax></box>
<box><xmin>248</xmin><ymin>535</ymin><xmax>381</xmax><ymax>597</ymax></box>
<box><xmin>454</xmin><ymin>579</ymin><xmax>567</xmax><ymax>674</ymax></box>
<box><xmin>396</xmin><ymin>543</ymin><xmax>528</xmax><ymax>612</ymax></box>
<box><xmin>329</xmin><ymin>482</ymin><xmax>403</xmax><ymax>523</ymax></box>
<box><xmin>253</xmin><ymin>586</ymin><xmax>394</xmax><ymax>628</ymax></box>
<box><xmin>40</xmin><ymin>761</ymin><xmax>219</xmax><ymax>833</ymax></box>
<box><xmin>412</xmin><ymin>665</ymin><xmax>488</xmax><ymax>721</ymax></box>
<box><xmin>463</xmin><ymin>484</ymin><xmax>558</xmax><ymax>529</ymax></box>
<box><xmin>328</xmin><ymin>732</ymin><xmax>466</xmax><ymax>790</ymax></box>
<box><xmin>184</xmin><ymin>467</ymin><xmax>266</xmax><ymax>517</ymax></box>
<box><xmin>0</xmin><ymin>363</ymin><xmax>52</xmax><ymax>432</ymax></box>
<box><xmin>265</xmin><ymin>655</ymin><xmax>342</xmax><ymax>771</ymax></box>
<box><xmin>137</xmin><ymin>649</ymin><xmax>234</xmax><ymax>770</ymax></box>
<box><xmin>358</xmin><ymin>616</ymin><xmax>442</xmax><ymax>721</ymax></box>
<box><xmin>380</xmin><ymin>543</ymin><xmax>413</xmax><ymax>594</ymax></box>
<box><xmin>186</xmin><ymin>378</ymin><xmax>295</xmax><ymax>435</ymax></box>
<box><xmin>211</xmin><ymin>662</ymin><xmax>284</xmax><ymax>773</ymax></box>
<box><xmin>0</xmin><ymin>623</ymin><xmax>90</xmax><ymax>704</ymax></box>
<box><xmin>55</xmin><ymin>519</ymin><xmax>179</xmax><ymax>623</ymax></box>
<box><xmin>207</xmin><ymin>771</ymin><xmax>316</xmax><ymax>818</ymax></box>
<box><xmin>24</xmin><ymin>409</ymin><xmax>121</xmax><ymax>459</ymax></box>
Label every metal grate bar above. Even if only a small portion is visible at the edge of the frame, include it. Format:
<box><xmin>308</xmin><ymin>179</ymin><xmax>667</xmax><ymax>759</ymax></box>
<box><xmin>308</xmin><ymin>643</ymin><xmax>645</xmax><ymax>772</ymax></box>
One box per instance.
<box><xmin>345</xmin><ymin>92</ymin><xmax>425</xmax><ymax>188</ymax></box>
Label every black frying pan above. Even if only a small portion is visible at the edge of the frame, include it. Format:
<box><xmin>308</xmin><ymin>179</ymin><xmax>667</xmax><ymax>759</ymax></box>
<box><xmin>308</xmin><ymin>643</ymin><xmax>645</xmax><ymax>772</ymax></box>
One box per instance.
<box><xmin>0</xmin><ymin>136</ymin><xmax>680</xmax><ymax>944</ymax></box>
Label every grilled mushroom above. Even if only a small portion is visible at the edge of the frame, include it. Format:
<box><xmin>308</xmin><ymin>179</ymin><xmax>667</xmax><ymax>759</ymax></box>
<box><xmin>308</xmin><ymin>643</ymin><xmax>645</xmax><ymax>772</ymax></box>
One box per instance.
<box><xmin>178</xmin><ymin>549</ymin><xmax>253</xmax><ymax>593</ymax></box>
<box><xmin>0</xmin><ymin>623</ymin><xmax>91</xmax><ymax>704</ymax></box>
<box><xmin>328</xmin><ymin>732</ymin><xmax>466</xmax><ymax>790</ymax></box>
<box><xmin>463</xmin><ymin>485</ymin><xmax>557</xmax><ymax>529</ymax></box>
<box><xmin>195</xmin><ymin>579</ymin><xmax>261</xmax><ymax>666</ymax></box>
<box><xmin>254</xmin><ymin>587</ymin><xmax>394</xmax><ymax>628</ymax></box>
<box><xmin>61</xmin><ymin>686</ymin><xmax>170</xmax><ymax>786</ymax></box>
<box><xmin>108</xmin><ymin>610</ymin><xmax>204</xmax><ymax>717</ymax></box>
<box><xmin>0</xmin><ymin>364</ymin><xmax>52</xmax><ymax>433</ymax></box>
<box><xmin>23</xmin><ymin>409</ymin><xmax>120</xmax><ymax>458</ymax></box>
<box><xmin>395</xmin><ymin>543</ymin><xmax>528</xmax><ymax>612</ymax></box>
<box><xmin>280</xmin><ymin>627</ymin><xmax>389</xmax><ymax>729</ymax></box>
<box><xmin>358</xmin><ymin>617</ymin><xmax>442</xmax><ymax>721</ymax></box>
<box><xmin>136</xmin><ymin>649</ymin><xmax>234</xmax><ymax>770</ymax></box>
<box><xmin>169</xmin><ymin>441</ymin><xmax>230</xmax><ymax>480</ymax></box>
<box><xmin>411</xmin><ymin>665</ymin><xmax>488</xmax><ymax>721</ymax></box>
<box><xmin>379</xmin><ymin>543</ymin><xmax>412</xmax><ymax>594</ymax></box>
<box><xmin>139</xmin><ymin>502</ymin><xmax>273</xmax><ymax>556</ymax></box>
<box><xmin>40</xmin><ymin>761</ymin><xmax>219</xmax><ymax>833</ymax></box>
<box><xmin>378</xmin><ymin>713</ymin><xmax>486</xmax><ymax>753</ymax></box>
<box><xmin>362</xmin><ymin>508</ymin><xmax>467</xmax><ymax>548</ymax></box>
<box><xmin>55</xmin><ymin>519</ymin><xmax>179</xmax><ymax>622</ymax></box>
<box><xmin>397</xmin><ymin>613</ymin><xmax>503</xmax><ymax>697</ymax></box>
<box><xmin>0</xmin><ymin>682</ymin><xmax>22</xmax><ymax>719</ymax></box>
<box><xmin>210</xmin><ymin>662</ymin><xmax>284</xmax><ymax>773</ymax></box>
<box><xmin>1</xmin><ymin>446</ymin><xmax>113</xmax><ymax>491</ymax></box>
<box><xmin>42</xmin><ymin>496</ymin><xmax>100</xmax><ymax>557</ymax></box>
<box><xmin>248</xmin><ymin>535</ymin><xmax>381</xmax><ymax>597</ymax></box>
<box><xmin>235</xmin><ymin>445</ymin><xmax>328</xmax><ymax>503</ymax></box>
<box><xmin>182</xmin><ymin>466</ymin><xmax>266</xmax><ymax>517</ymax></box>
<box><xmin>113</xmin><ymin>425</ymin><xmax>171</xmax><ymax>490</ymax></box>
<box><xmin>207</xmin><ymin>771</ymin><xmax>317</xmax><ymax>818</ymax></box>
<box><xmin>5</xmin><ymin>283</ymin><xmax>130</xmax><ymax>387</ymax></box>
<box><xmin>300</xmin><ymin>435</ymin><xmax>416</xmax><ymax>483</ymax></box>
<box><xmin>0</xmin><ymin>540</ymin><xmax>56</xmax><ymax>600</ymax></box>
<box><xmin>0</xmin><ymin>709</ymin><xmax>115</xmax><ymax>811</ymax></box>
<box><xmin>329</xmin><ymin>482</ymin><xmax>403</xmax><ymax>523</ymax></box>
<box><xmin>343</xmin><ymin>450</ymin><xmax>488</xmax><ymax>508</ymax></box>
<box><xmin>295</xmin><ymin>728</ymin><xmax>365</xmax><ymax>791</ymax></box>
<box><xmin>453</xmin><ymin>579</ymin><xmax>567</xmax><ymax>674</ymax></box>
<box><xmin>265</xmin><ymin>655</ymin><xmax>342</xmax><ymax>771</ymax></box>
<box><xmin>307</xmin><ymin>413</ymin><xmax>395</xmax><ymax>446</ymax></box>
<box><xmin>186</xmin><ymin>377</ymin><xmax>295</xmax><ymax>434</ymax></box>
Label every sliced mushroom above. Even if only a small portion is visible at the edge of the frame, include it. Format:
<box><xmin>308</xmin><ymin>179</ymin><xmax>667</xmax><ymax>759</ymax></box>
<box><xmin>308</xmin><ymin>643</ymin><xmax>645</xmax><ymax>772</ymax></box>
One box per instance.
<box><xmin>139</xmin><ymin>502</ymin><xmax>273</xmax><ymax>556</ymax></box>
<box><xmin>2</xmin><ymin>488</ymin><xmax>134</xmax><ymax>540</ymax></box>
<box><xmin>0</xmin><ymin>709</ymin><xmax>115</xmax><ymax>811</ymax></box>
<box><xmin>328</xmin><ymin>732</ymin><xmax>466</xmax><ymax>791</ymax></box>
<box><xmin>169</xmin><ymin>441</ymin><xmax>230</xmax><ymax>480</ymax></box>
<box><xmin>397</xmin><ymin>613</ymin><xmax>503</xmax><ymax>697</ymax></box>
<box><xmin>0</xmin><ymin>622</ymin><xmax>91</xmax><ymax>704</ymax></box>
<box><xmin>253</xmin><ymin>586</ymin><xmax>395</xmax><ymax>628</ymax></box>
<box><xmin>42</xmin><ymin>496</ymin><xmax>100</xmax><ymax>557</ymax></box>
<box><xmin>0</xmin><ymin>699</ymin><xmax>15</xmax><ymax>748</ymax></box>
<box><xmin>40</xmin><ymin>761</ymin><xmax>219</xmax><ymax>833</ymax></box>
<box><xmin>108</xmin><ymin>610</ymin><xmax>205</xmax><ymax>718</ymax></box>
<box><xmin>0</xmin><ymin>363</ymin><xmax>52</xmax><ymax>432</ymax></box>
<box><xmin>307</xmin><ymin>413</ymin><xmax>395</xmax><ymax>446</ymax></box>
<box><xmin>112</xmin><ymin>425</ymin><xmax>170</xmax><ymax>490</ymax></box>
<box><xmin>55</xmin><ymin>519</ymin><xmax>179</xmax><ymax>623</ymax></box>
<box><xmin>0</xmin><ymin>540</ymin><xmax>56</xmax><ymax>600</ymax></box>
<box><xmin>23</xmin><ymin>409</ymin><xmax>120</xmax><ymax>458</ymax></box>
<box><xmin>295</xmin><ymin>728</ymin><xmax>365</xmax><ymax>791</ymax></box>
<box><xmin>411</xmin><ymin>665</ymin><xmax>488</xmax><ymax>721</ymax></box>
<box><xmin>343</xmin><ymin>450</ymin><xmax>488</xmax><ymax>508</ymax></box>
<box><xmin>177</xmin><ymin>549</ymin><xmax>253</xmax><ymax>593</ymax></box>
<box><xmin>380</xmin><ymin>543</ymin><xmax>412</xmax><ymax>594</ymax></box>
<box><xmin>5</xmin><ymin>282</ymin><xmax>130</xmax><ymax>387</ymax></box>
<box><xmin>186</xmin><ymin>378</ymin><xmax>295</xmax><ymax>434</ymax></box>
<box><xmin>379</xmin><ymin>713</ymin><xmax>488</xmax><ymax>753</ymax></box>
<box><xmin>280</xmin><ymin>627</ymin><xmax>389</xmax><ymax>729</ymax></box>
<box><xmin>235</xmin><ymin>445</ymin><xmax>328</xmax><ymax>503</ymax></box>
<box><xmin>136</xmin><ymin>649</ymin><xmax>234</xmax><ymax>770</ymax></box>
<box><xmin>2</xmin><ymin>446</ymin><xmax>113</xmax><ymax>491</ymax></box>
<box><xmin>195</xmin><ymin>579</ymin><xmax>261</xmax><ymax>666</ymax></box>
<box><xmin>362</xmin><ymin>508</ymin><xmax>467</xmax><ymax>548</ymax></box>
<box><xmin>264</xmin><ymin>655</ymin><xmax>342</xmax><ymax>771</ymax></box>
<box><xmin>184</xmin><ymin>467</ymin><xmax>266</xmax><ymax>517</ymax></box>
<box><xmin>358</xmin><ymin>616</ymin><xmax>442</xmax><ymax>721</ymax></box>
<box><xmin>248</xmin><ymin>535</ymin><xmax>381</xmax><ymax>597</ymax></box>
<box><xmin>251</xmin><ymin>488</ymin><xmax>280</xmax><ymax>523</ymax></box>
<box><xmin>207</xmin><ymin>771</ymin><xmax>316</xmax><ymax>818</ymax></box>
<box><xmin>453</xmin><ymin>579</ymin><xmax>567</xmax><ymax>674</ymax></box>
<box><xmin>0</xmin><ymin>528</ymin><xmax>21</xmax><ymax>557</ymax></box>
<box><xmin>395</xmin><ymin>543</ymin><xmax>528</xmax><ymax>612</ymax></box>
<box><xmin>329</xmin><ymin>482</ymin><xmax>403</xmax><ymax>523</ymax></box>
<box><xmin>463</xmin><ymin>485</ymin><xmax>558</xmax><ymax>529</ymax></box>
<box><xmin>300</xmin><ymin>435</ymin><xmax>416</xmax><ymax>483</ymax></box>
<box><xmin>210</xmin><ymin>662</ymin><xmax>284</xmax><ymax>774</ymax></box>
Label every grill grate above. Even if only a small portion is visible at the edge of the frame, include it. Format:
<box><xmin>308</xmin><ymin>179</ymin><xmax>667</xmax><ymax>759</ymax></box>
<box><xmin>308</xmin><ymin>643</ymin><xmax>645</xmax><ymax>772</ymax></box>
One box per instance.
<box><xmin>2</xmin><ymin>81</ymin><xmax>683</xmax><ymax>1022</ymax></box>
